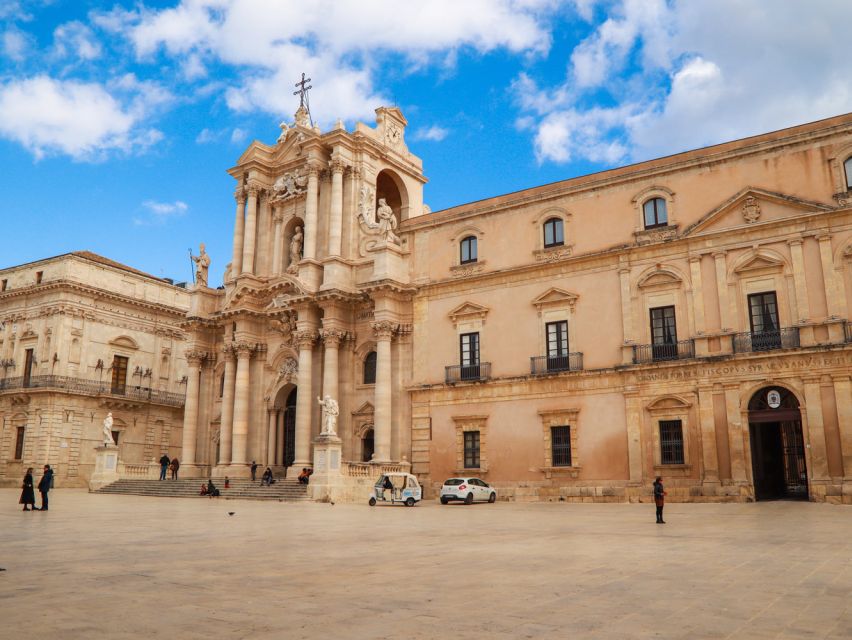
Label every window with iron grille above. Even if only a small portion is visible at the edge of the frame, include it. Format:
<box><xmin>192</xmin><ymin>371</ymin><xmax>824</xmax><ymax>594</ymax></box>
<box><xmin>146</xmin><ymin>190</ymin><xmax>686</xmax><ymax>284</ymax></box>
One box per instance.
<box><xmin>363</xmin><ymin>351</ymin><xmax>377</xmax><ymax>384</ymax></box>
<box><xmin>543</xmin><ymin>217</ymin><xmax>564</xmax><ymax>248</ymax></box>
<box><xmin>14</xmin><ymin>426</ymin><xmax>25</xmax><ymax>460</ymax></box>
<box><xmin>464</xmin><ymin>431</ymin><xmax>480</xmax><ymax>468</ymax></box>
<box><xmin>659</xmin><ymin>420</ymin><xmax>685</xmax><ymax>465</ymax></box>
<box><xmin>551</xmin><ymin>425</ymin><xmax>572</xmax><ymax>466</ymax></box>
<box><xmin>460</xmin><ymin>236</ymin><xmax>477</xmax><ymax>264</ymax></box>
<box><xmin>643</xmin><ymin>197</ymin><xmax>668</xmax><ymax>229</ymax></box>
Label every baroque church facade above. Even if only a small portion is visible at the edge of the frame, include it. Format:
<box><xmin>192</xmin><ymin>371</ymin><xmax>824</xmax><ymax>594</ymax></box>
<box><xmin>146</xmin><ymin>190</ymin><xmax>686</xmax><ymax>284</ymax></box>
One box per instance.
<box><xmin>4</xmin><ymin>103</ymin><xmax>852</xmax><ymax>503</ymax></box>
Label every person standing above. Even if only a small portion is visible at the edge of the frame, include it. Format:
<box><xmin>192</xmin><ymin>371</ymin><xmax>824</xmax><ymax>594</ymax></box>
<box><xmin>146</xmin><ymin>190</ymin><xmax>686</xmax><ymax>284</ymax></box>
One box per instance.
<box><xmin>653</xmin><ymin>476</ymin><xmax>667</xmax><ymax>524</ymax></box>
<box><xmin>250</xmin><ymin>460</ymin><xmax>259</xmax><ymax>482</ymax></box>
<box><xmin>20</xmin><ymin>468</ymin><xmax>36</xmax><ymax>511</ymax></box>
<box><xmin>159</xmin><ymin>454</ymin><xmax>170</xmax><ymax>481</ymax></box>
<box><xmin>37</xmin><ymin>464</ymin><xmax>53</xmax><ymax>512</ymax></box>
<box><xmin>170</xmin><ymin>457</ymin><xmax>180</xmax><ymax>480</ymax></box>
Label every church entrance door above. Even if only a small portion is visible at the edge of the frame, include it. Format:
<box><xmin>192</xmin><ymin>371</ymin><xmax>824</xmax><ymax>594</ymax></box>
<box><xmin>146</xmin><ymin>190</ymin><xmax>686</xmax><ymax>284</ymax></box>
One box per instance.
<box><xmin>748</xmin><ymin>387</ymin><xmax>807</xmax><ymax>500</ymax></box>
<box><xmin>283</xmin><ymin>387</ymin><xmax>297</xmax><ymax>468</ymax></box>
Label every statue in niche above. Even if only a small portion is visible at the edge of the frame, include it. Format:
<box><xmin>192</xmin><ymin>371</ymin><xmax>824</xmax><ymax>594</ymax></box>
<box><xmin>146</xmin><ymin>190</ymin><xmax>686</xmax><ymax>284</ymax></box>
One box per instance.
<box><xmin>376</xmin><ymin>198</ymin><xmax>400</xmax><ymax>245</ymax></box>
<box><xmin>287</xmin><ymin>226</ymin><xmax>303</xmax><ymax>274</ymax></box>
<box><xmin>192</xmin><ymin>243</ymin><xmax>210</xmax><ymax>287</ymax></box>
<box><xmin>102</xmin><ymin>413</ymin><xmax>115</xmax><ymax>446</ymax></box>
<box><xmin>316</xmin><ymin>394</ymin><xmax>339</xmax><ymax>436</ymax></box>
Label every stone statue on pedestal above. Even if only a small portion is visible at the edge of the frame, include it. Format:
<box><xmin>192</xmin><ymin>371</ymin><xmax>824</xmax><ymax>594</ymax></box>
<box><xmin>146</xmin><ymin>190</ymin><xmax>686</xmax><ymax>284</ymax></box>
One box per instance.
<box><xmin>376</xmin><ymin>198</ymin><xmax>400</xmax><ymax>245</ymax></box>
<box><xmin>287</xmin><ymin>226</ymin><xmax>303</xmax><ymax>274</ymax></box>
<box><xmin>192</xmin><ymin>243</ymin><xmax>211</xmax><ymax>287</ymax></box>
<box><xmin>102</xmin><ymin>413</ymin><xmax>115</xmax><ymax>446</ymax></box>
<box><xmin>316</xmin><ymin>395</ymin><xmax>339</xmax><ymax>436</ymax></box>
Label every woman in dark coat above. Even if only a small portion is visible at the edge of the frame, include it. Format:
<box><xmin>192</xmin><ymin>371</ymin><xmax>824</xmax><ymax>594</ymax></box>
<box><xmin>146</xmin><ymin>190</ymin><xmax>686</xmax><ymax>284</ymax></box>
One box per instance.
<box><xmin>20</xmin><ymin>467</ymin><xmax>36</xmax><ymax>511</ymax></box>
<box><xmin>653</xmin><ymin>476</ymin><xmax>667</xmax><ymax>524</ymax></box>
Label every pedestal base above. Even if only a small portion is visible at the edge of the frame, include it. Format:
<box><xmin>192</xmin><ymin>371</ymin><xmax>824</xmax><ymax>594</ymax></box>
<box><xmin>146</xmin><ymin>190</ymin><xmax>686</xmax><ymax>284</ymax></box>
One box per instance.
<box><xmin>89</xmin><ymin>445</ymin><xmax>120</xmax><ymax>490</ymax></box>
<box><xmin>310</xmin><ymin>434</ymin><xmax>343</xmax><ymax>501</ymax></box>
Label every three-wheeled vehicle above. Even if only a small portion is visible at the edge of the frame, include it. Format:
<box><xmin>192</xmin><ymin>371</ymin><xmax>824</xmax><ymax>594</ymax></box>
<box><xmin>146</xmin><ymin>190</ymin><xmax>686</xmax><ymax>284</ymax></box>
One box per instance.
<box><xmin>368</xmin><ymin>472</ymin><xmax>422</xmax><ymax>507</ymax></box>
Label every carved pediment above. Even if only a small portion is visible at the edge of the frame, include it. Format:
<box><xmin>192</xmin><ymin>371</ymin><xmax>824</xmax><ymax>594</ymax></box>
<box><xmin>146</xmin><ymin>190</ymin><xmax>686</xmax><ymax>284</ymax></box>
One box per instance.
<box><xmin>531</xmin><ymin>288</ymin><xmax>579</xmax><ymax>312</ymax></box>
<box><xmin>352</xmin><ymin>401</ymin><xmax>375</xmax><ymax>416</ymax></box>
<box><xmin>733</xmin><ymin>253</ymin><xmax>786</xmax><ymax>274</ymax></box>
<box><xmin>448</xmin><ymin>302</ymin><xmax>490</xmax><ymax>324</ymax></box>
<box><xmin>109</xmin><ymin>336</ymin><xmax>139</xmax><ymax>350</ymax></box>
<box><xmin>637</xmin><ymin>269</ymin><xmax>683</xmax><ymax>289</ymax></box>
<box><xmin>684</xmin><ymin>187</ymin><xmax>833</xmax><ymax>236</ymax></box>
<box><xmin>646</xmin><ymin>395</ymin><xmax>692</xmax><ymax>412</ymax></box>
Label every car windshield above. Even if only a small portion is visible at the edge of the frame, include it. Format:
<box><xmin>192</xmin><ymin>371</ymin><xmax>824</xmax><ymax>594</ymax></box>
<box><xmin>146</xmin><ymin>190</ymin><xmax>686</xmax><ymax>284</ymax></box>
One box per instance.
<box><xmin>443</xmin><ymin>478</ymin><xmax>464</xmax><ymax>486</ymax></box>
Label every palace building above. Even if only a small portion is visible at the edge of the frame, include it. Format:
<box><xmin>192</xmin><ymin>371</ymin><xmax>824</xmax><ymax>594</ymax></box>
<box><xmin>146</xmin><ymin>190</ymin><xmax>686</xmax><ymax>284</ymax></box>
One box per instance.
<box><xmin>3</xmin><ymin>105</ymin><xmax>852</xmax><ymax>503</ymax></box>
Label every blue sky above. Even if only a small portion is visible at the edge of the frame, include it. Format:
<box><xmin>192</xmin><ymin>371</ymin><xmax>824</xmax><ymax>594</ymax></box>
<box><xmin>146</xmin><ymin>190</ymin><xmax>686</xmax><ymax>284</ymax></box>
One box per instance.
<box><xmin>2</xmin><ymin>0</ymin><xmax>851</xmax><ymax>285</ymax></box>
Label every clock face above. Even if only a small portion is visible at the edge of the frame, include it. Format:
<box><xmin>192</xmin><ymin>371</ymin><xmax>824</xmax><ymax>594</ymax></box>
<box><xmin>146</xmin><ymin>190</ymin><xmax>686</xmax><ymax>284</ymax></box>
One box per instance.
<box><xmin>386</xmin><ymin>123</ymin><xmax>401</xmax><ymax>146</ymax></box>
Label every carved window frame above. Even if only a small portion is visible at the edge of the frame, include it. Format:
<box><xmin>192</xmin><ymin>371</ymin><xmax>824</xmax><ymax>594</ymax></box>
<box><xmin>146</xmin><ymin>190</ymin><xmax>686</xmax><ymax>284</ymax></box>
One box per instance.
<box><xmin>452</xmin><ymin>415</ymin><xmax>488</xmax><ymax>474</ymax></box>
<box><xmin>635</xmin><ymin>265</ymin><xmax>690</xmax><ymax>344</ymax></box>
<box><xmin>828</xmin><ymin>143</ymin><xmax>852</xmax><ymax>196</ymax></box>
<box><xmin>539</xmin><ymin>408</ymin><xmax>580</xmax><ymax>478</ymax></box>
<box><xmin>632</xmin><ymin>186</ymin><xmax>678</xmax><ymax>242</ymax></box>
<box><xmin>532</xmin><ymin>288</ymin><xmax>580</xmax><ymax>360</ymax></box>
<box><xmin>449</xmin><ymin>225</ymin><xmax>486</xmax><ymax>274</ymax></box>
<box><xmin>728</xmin><ymin>249</ymin><xmax>793</xmax><ymax>330</ymax></box>
<box><xmin>531</xmin><ymin>207</ymin><xmax>573</xmax><ymax>261</ymax></box>
<box><xmin>646</xmin><ymin>395</ymin><xmax>693</xmax><ymax>474</ymax></box>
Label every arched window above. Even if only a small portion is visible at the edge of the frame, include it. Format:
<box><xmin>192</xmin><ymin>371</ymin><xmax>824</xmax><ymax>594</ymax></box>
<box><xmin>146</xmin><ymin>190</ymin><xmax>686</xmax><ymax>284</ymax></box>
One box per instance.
<box><xmin>543</xmin><ymin>218</ymin><xmax>564</xmax><ymax>248</ymax></box>
<box><xmin>219</xmin><ymin>372</ymin><xmax>225</xmax><ymax>398</ymax></box>
<box><xmin>460</xmin><ymin>236</ymin><xmax>477</xmax><ymax>264</ymax></box>
<box><xmin>363</xmin><ymin>351</ymin><xmax>377</xmax><ymax>385</ymax></box>
<box><xmin>643</xmin><ymin>197</ymin><xmax>668</xmax><ymax>229</ymax></box>
<box><xmin>845</xmin><ymin>156</ymin><xmax>852</xmax><ymax>190</ymax></box>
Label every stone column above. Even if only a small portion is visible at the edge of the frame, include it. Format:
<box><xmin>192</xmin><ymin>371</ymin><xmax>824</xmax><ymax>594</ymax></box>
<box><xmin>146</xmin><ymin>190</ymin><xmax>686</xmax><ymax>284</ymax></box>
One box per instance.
<box><xmin>267</xmin><ymin>410</ymin><xmax>277</xmax><ymax>466</ymax></box>
<box><xmin>275</xmin><ymin>411</ymin><xmax>284</xmax><ymax>466</ymax></box>
<box><xmin>271</xmin><ymin>208</ymin><xmax>284</xmax><ymax>276</ymax></box>
<box><xmin>303</xmin><ymin>164</ymin><xmax>320</xmax><ymax>261</ymax></box>
<box><xmin>803</xmin><ymin>377</ymin><xmax>829</xmax><ymax>481</ymax></box>
<box><xmin>817</xmin><ymin>234</ymin><xmax>847</xmax><ymax>318</ymax></box>
<box><xmin>230</xmin><ymin>342</ymin><xmax>253</xmax><ymax>466</ymax></box>
<box><xmin>180</xmin><ymin>350</ymin><xmax>205</xmax><ymax>466</ymax></box>
<box><xmin>723</xmin><ymin>384</ymin><xmax>747</xmax><ymax>482</ymax></box>
<box><xmin>697</xmin><ymin>385</ymin><xmax>720</xmax><ymax>487</ymax></box>
<box><xmin>788</xmin><ymin>238</ymin><xmax>810</xmax><ymax>322</ymax></box>
<box><xmin>218</xmin><ymin>346</ymin><xmax>237</xmax><ymax>465</ymax></box>
<box><xmin>241</xmin><ymin>184</ymin><xmax>260</xmax><ymax>274</ymax></box>
<box><xmin>372</xmin><ymin>321</ymin><xmax>395</xmax><ymax>462</ymax></box>
<box><xmin>618</xmin><ymin>265</ymin><xmax>634</xmax><ymax>365</ymax></box>
<box><xmin>832</xmin><ymin>375</ymin><xmax>852</xmax><ymax>478</ymax></box>
<box><xmin>623</xmin><ymin>388</ymin><xmax>643</xmax><ymax>484</ymax></box>
<box><xmin>689</xmin><ymin>256</ymin><xmax>706</xmax><ymax>334</ymax></box>
<box><xmin>327</xmin><ymin>158</ymin><xmax>345</xmax><ymax>256</ymax></box>
<box><xmin>320</xmin><ymin>328</ymin><xmax>345</xmax><ymax>408</ymax></box>
<box><xmin>293</xmin><ymin>331</ymin><xmax>316</xmax><ymax>469</ymax></box>
<box><xmin>713</xmin><ymin>251</ymin><xmax>732</xmax><ymax>329</ymax></box>
<box><xmin>231</xmin><ymin>188</ymin><xmax>246</xmax><ymax>277</ymax></box>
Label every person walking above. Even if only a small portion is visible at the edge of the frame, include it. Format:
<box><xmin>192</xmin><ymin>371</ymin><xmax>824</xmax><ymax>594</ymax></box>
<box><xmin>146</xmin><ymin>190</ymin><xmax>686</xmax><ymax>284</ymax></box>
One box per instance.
<box><xmin>653</xmin><ymin>476</ymin><xmax>667</xmax><ymax>524</ymax></box>
<box><xmin>250</xmin><ymin>460</ymin><xmax>259</xmax><ymax>482</ymax></box>
<box><xmin>159</xmin><ymin>454</ymin><xmax>170</xmax><ymax>481</ymax></box>
<box><xmin>37</xmin><ymin>464</ymin><xmax>54</xmax><ymax>512</ymax></box>
<box><xmin>170</xmin><ymin>457</ymin><xmax>180</xmax><ymax>480</ymax></box>
<box><xmin>20</xmin><ymin>468</ymin><xmax>36</xmax><ymax>511</ymax></box>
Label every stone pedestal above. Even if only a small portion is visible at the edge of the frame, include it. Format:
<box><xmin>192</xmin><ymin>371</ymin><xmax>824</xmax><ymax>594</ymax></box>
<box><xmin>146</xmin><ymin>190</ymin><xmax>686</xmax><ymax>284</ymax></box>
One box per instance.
<box><xmin>89</xmin><ymin>445</ymin><xmax>120</xmax><ymax>490</ymax></box>
<box><xmin>309</xmin><ymin>433</ymin><xmax>343</xmax><ymax>502</ymax></box>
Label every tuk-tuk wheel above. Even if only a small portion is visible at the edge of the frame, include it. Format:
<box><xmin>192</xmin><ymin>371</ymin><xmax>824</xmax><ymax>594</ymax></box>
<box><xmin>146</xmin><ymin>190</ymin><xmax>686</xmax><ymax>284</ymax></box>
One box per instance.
<box><xmin>405</xmin><ymin>497</ymin><xmax>416</xmax><ymax>507</ymax></box>
<box><xmin>368</xmin><ymin>497</ymin><xmax>376</xmax><ymax>506</ymax></box>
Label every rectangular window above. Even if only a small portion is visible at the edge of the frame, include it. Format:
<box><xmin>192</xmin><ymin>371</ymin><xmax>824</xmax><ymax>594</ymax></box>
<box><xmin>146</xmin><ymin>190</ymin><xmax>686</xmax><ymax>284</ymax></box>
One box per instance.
<box><xmin>111</xmin><ymin>355</ymin><xmax>129</xmax><ymax>394</ymax></box>
<box><xmin>14</xmin><ymin>426</ymin><xmax>25</xmax><ymax>460</ymax></box>
<box><xmin>1</xmin><ymin>279</ymin><xmax>7</xmax><ymax>291</ymax></box>
<box><xmin>551</xmin><ymin>426</ymin><xmax>572</xmax><ymax>466</ymax></box>
<box><xmin>463</xmin><ymin>431</ymin><xmax>480</xmax><ymax>468</ymax></box>
<box><xmin>35</xmin><ymin>271</ymin><xmax>43</xmax><ymax>284</ymax></box>
<box><xmin>659</xmin><ymin>420</ymin><xmax>685</xmax><ymax>465</ymax></box>
<box><xmin>650</xmin><ymin>306</ymin><xmax>677</xmax><ymax>360</ymax></box>
<box><xmin>545</xmin><ymin>320</ymin><xmax>569</xmax><ymax>372</ymax></box>
<box><xmin>23</xmin><ymin>348</ymin><xmax>34</xmax><ymax>387</ymax></box>
<box><xmin>748</xmin><ymin>291</ymin><xmax>781</xmax><ymax>351</ymax></box>
<box><xmin>112</xmin><ymin>431</ymin><xmax>120</xmax><ymax>447</ymax></box>
<box><xmin>459</xmin><ymin>332</ymin><xmax>480</xmax><ymax>381</ymax></box>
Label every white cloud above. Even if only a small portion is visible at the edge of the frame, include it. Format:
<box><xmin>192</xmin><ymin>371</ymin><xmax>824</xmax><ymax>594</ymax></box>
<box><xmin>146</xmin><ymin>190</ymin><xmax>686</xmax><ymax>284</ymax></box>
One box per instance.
<box><xmin>2</xmin><ymin>27</ymin><xmax>33</xmax><ymax>61</ymax></box>
<box><xmin>411</xmin><ymin>125</ymin><xmax>449</xmax><ymax>142</ymax></box>
<box><xmin>196</xmin><ymin>127</ymin><xmax>222</xmax><ymax>144</ymax></box>
<box><xmin>0</xmin><ymin>75</ymin><xmax>162</xmax><ymax>160</ymax></box>
<box><xmin>134</xmin><ymin>200</ymin><xmax>189</xmax><ymax>225</ymax></box>
<box><xmin>230</xmin><ymin>128</ymin><xmax>247</xmax><ymax>144</ymax></box>
<box><xmin>53</xmin><ymin>21</ymin><xmax>102</xmax><ymax>61</ymax></box>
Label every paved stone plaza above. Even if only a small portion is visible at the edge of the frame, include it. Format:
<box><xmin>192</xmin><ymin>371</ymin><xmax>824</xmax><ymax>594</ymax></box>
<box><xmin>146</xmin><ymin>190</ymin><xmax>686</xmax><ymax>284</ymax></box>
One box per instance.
<box><xmin>1</xmin><ymin>490</ymin><xmax>850</xmax><ymax>639</ymax></box>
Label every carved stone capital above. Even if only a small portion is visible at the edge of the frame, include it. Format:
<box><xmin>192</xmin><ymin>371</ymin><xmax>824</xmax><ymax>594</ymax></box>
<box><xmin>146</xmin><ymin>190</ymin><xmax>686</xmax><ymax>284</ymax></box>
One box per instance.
<box><xmin>185</xmin><ymin>349</ymin><xmax>206</xmax><ymax>366</ymax></box>
<box><xmin>306</xmin><ymin>162</ymin><xmax>322</xmax><ymax>178</ymax></box>
<box><xmin>371</xmin><ymin>320</ymin><xmax>396</xmax><ymax>341</ymax></box>
<box><xmin>221</xmin><ymin>344</ymin><xmax>237</xmax><ymax>362</ymax></box>
<box><xmin>234</xmin><ymin>187</ymin><xmax>246</xmax><ymax>205</ymax></box>
<box><xmin>295</xmin><ymin>330</ymin><xmax>317</xmax><ymax>349</ymax></box>
<box><xmin>319</xmin><ymin>328</ymin><xmax>347</xmax><ymax>348</ymax></box>
<box><xmin>329</xmin><ymin>158</ymin><xmax>346</xmax><ymax>174</ymax></box>
<box><xmin>246</xmin><ymin>181</ymin><xmax>263</xmax><ymax>198</ymax></box>
<box><xmin>272</xmin><ymin>209</ymin><xmax>286</xmax><ymax>224</ymax></box>
<box><xmin>234</xmin><ymin>341</ymin><xmax>254</xmax><ymax>358</ymax></box>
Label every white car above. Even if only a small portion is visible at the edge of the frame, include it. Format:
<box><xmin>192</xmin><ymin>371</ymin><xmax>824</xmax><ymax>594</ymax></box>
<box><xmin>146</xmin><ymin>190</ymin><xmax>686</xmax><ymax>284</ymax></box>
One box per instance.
<box><xmin>440</xmin><ymin>477</ymin><xmax>497</xmax><ymax>504</ymax></box>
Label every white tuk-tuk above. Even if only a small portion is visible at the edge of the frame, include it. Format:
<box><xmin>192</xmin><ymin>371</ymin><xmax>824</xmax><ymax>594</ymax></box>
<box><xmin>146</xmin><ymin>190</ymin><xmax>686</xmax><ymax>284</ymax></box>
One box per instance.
<box><xmin>368</xmin><ymin>472</ymin><xmax>422</xmax><ymax>507</ymax></box>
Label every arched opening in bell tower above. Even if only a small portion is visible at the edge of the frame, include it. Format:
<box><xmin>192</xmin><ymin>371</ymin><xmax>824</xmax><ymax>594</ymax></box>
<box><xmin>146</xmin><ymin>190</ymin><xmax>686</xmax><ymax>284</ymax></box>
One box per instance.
<box><xmin>376</xmin><ymin>169</ymin><xmax>409</xmax><ymax>222</ymax></box>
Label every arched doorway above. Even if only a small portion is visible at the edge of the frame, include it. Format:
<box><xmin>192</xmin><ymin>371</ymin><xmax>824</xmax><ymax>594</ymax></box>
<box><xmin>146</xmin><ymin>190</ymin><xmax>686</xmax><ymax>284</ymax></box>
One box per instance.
<box><xmin>748</xmin><ymin>386</ymin><xmax>807</xmax><ymax>500</ymax></box>
<box><xmin>272</xmin><ymin>385</ymin><xmax>297</xmax><ymax>469</ymax></box>
<box><xmin>362</xmin><ymin>427</ymin><xmax>374</xmax><ymax>462</ymax></box>
<box><xmin>283</xmin><ymin>387</ymin><xmax>297</xmax><ymax>468</ymax></box>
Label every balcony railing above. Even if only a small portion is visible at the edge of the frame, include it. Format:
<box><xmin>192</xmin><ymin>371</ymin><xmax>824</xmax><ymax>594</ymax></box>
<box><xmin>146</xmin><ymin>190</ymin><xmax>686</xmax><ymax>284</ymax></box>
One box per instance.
<box><xmin>445</xmin><ymin>363</ymin><xmax>491</xmax><ymax>384</ymax></box>
<box><xmin>0</xmin><ymin>374</ymin><xmax>186</xmax><ymax>407</ymax></box>
<box><xmin>732</xmin><ymin>328</ymin><xmax>800</xmax><ymax>353</ymax></box>
<box><xmin>530</xmin><ymin>353</ymin><xmax>584</xmax><ymax>375</ymax></box>
<box><xmin>633</xmin><ymin>340</ymin><xmax>695</xmax><ymax>364</ymax></box>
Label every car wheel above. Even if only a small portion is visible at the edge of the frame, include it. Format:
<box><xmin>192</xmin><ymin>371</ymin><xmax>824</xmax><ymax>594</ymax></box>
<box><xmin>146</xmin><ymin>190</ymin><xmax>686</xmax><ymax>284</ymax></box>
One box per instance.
<box><xmin>464</xmin><ymin>492</ymin><xmax>474</xmax><ymax>505</ymax></box>
<box><xmin>440</xmin><ymin>496</ymin><xmax>449</xmax><ymax>505</ymax></box>
<box><xmin>405</xmin><ymin>497</ymin><xmax>416</xmax><ymax>507</ymax></box>
<box><xmin>368</xmin><ymin>497</ymin><xmax>376</xmax><ymax>506</ymax></box>
<box><xmin>488</xmin><ymin>492</ymin><xmax>496</xmax><ymax>503</ymax></box>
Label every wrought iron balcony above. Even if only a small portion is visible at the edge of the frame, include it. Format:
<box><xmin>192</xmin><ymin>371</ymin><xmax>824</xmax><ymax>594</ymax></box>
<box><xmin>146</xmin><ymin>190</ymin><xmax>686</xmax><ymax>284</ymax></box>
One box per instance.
<box><xmin>0</xmin><ymin>374</ymin><xmax>186</xmax><ymax>407</ymax></box>
<box><xmin>445</xmin><ymin>363</ymin><xmax>491</xmax><ymax>384</ymax></box>
<box><xmin>530</xmin><ymin>353</ymin><xmax>584</xmax><ymax>375</ymax></box>
<box><xmin>732</xmin><ymin>328</ymin><xmax>800</xmax><ymax>353</ymax></box>
<box><xmin>632</xmin><ymin>339</ymin><xmax>695</xmax><ymax>364</ymax></box>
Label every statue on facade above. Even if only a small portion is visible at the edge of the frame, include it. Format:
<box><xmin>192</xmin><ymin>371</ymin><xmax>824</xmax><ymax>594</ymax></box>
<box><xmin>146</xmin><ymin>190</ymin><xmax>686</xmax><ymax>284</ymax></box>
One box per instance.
<box><xmin>376</xmin><ymin>198</ymin><xmax>400</xmax><ymax>245</ymax></box>
<box><xmin>316</xmin><ymin>394</ymin><xmax>339</xmax><ymax>436</ymax></box>
<box><xmin>287</xmin><ymin>226</ymin><xmax>303</xmax><ymax>273</ymax></box>
<box><xmin>102</xmin><ymin>413</ymin><xmax>115</xmax><ymax>446</ymax></box>
<box><xmin>272</xmin><ymin>170</ymin><xmax>308</xmax><ymax>201</ymax></box>
<box><xmin>192</xmin><ymin>243</ymin><xmax>211</xmax><ymax>287</ymax></box>
<box><xmin>358</xmin><ymin>185</ymin><xmax>377</xmax><ymax>228</ymax></box>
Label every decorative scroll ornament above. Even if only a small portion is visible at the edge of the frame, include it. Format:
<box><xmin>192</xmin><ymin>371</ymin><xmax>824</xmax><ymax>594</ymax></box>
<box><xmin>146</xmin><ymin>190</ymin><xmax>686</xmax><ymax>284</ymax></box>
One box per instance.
<box><xmin>741</xmin><ymin>196</ymin><xmax>761</xmax><ymax>223</ymax></box>
<box><xmin>271</xmin><ymin>170</ymin><xmax>308</xmax><ymax>202</ymax></box>
<box><xmin>357</xmin><ymin>192</ymin><xmax>400</xmax><ymax>247</ymax></box>
<box><xmin>358</xmin><ymin>184</ymin><xmax>377</xmax><ymax>228</ymax></box>
<box><xmin>210</xmin><ymin>427</ymin><xmax>221</xmax><ymax>444</ymax></box>
<box><xmin>278</xmin><ymin>357</ymin><xmax>299</xmax><ymax>382</ymax></box>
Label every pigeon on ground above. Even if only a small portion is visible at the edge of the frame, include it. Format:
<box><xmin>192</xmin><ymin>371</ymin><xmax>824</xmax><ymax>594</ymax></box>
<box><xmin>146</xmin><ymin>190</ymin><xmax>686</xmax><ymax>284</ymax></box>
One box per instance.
<box><xmin>330</xmin><ymin>501</ymin><xmax>335</xmax><ymax>506</ymax></box>
<box><xmin>228</xmin><ymin>512</ymin><xmax>235</xmax><ymax>516</ymax></box>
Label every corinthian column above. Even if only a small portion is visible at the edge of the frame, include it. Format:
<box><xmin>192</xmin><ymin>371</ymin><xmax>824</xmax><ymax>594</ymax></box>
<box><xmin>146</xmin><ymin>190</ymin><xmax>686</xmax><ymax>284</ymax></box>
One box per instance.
<box><xmin>293</xmin><ymin>330</ymin><xmax>316</xmax><ymax>469</ymax></box>
<box><xmin>271</xmin><ymin>208</ymin><xmax>284</xmax><ymax>276</ymax></box>
<box><xmin>181</xmin><ymin>350</ymin><xmax>205</xmax><ymax>466</ymax></box>
<box><xmin>231</xmin><ymin>188</ymin><xmax>246</xmax><ymax>277</ymax></box>
<box><xmin>327</xmin><ymin>158</ymin><xmax>345</xmax><ymax>256</ymax></box>
<box><xmin>303</xmin><ymin>164</ymin><xmax>320</xmax><ymax>260</ymax></box>
<box><xmin>230</xmin><ymin>342</ymin><xmax>253</xmax><ymax>466</ymax></box>
<box><xmin>372</xmin><ymin>321</ymin><xmax>395</xmax><ymax>462</ymax></box>
<box><xmin>218</xmin><ymin>346</ymin><xmax>237</xmax><ymax>465</ymax></box>
<box><xmin>241</xmin><ymin>183</ymin><xmax>260</xmax><ymax>274</ymax></box>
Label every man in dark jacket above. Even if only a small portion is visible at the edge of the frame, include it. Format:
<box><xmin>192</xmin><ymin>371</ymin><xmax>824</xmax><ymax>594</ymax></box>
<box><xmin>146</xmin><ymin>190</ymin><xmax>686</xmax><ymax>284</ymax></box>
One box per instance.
<box><xmin>159</xmin><ymin>454</ymin><xmax>170</xmax><ymax>481</ymax></box>
<box><xmin>250</xmin><ymin>460</ymin><xmax>259</xmax><ymax>481</ymax></box>
<box><xmin>38</xmin><ymin>464</ymin><xmax>54</xmax><ymax>511</ymax></box>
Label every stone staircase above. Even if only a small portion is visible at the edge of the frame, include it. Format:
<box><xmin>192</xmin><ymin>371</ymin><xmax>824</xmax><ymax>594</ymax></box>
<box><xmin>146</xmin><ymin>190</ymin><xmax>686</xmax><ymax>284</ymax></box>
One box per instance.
<box><xmin>94</xmin><ymin>478</ymin><xmax>310</xmax><ymax>502</ymax></box>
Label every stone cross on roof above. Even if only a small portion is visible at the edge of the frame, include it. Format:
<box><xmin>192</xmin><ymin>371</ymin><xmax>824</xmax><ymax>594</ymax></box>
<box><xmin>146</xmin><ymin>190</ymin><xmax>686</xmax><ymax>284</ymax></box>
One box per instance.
<box><xmin>293</xmin><ymin>73</ymin><xmax>312</xmax><ymax>109</ymax></box>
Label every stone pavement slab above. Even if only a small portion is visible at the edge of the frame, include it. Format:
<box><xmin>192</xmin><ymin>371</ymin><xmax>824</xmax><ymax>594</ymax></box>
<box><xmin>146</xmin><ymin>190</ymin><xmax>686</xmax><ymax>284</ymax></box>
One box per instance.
<box><xmin>1</xmin><ymin>490</ymin><xmax>850</xmax><ymax>639</ymax></box>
